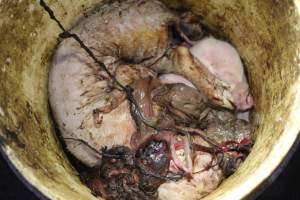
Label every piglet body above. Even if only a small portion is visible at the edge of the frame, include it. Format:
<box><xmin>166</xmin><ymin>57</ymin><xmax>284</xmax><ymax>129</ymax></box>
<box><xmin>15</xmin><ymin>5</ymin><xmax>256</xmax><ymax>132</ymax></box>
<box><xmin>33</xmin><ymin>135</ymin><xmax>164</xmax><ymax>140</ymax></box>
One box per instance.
<box><xmin>159</xmin><ymin>73</ymin><xmax>196</xmax><ymax>89</ymax></box>
<box><xmin>190</xmin><ymin>37</ymin><xmax>253</xmax><ymax>110</ymax></box>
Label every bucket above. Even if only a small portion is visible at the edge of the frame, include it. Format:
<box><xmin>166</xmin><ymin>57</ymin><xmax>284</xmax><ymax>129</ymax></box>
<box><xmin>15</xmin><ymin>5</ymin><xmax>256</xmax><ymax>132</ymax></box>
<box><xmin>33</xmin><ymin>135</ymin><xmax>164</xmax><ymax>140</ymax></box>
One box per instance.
<box><xmin>1</xmin><ymin>0</ymin><xmax>300</xmax><ymax>199</ymax></box>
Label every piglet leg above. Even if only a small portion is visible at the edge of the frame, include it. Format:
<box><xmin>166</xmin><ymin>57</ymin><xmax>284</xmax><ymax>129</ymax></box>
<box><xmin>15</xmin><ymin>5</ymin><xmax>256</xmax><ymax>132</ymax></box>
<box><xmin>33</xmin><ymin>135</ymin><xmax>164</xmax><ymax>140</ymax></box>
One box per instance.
<box><xmin>151</xmin><ymin>46</ymin><xmax>234</xmax><ymax>110</ymax></box>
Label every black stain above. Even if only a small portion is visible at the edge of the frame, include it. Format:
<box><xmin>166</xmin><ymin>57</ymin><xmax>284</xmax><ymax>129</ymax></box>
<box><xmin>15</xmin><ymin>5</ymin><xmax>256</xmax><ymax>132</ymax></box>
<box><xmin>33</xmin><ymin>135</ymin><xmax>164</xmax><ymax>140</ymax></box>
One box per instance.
<box><xmin>0</xmin><ymin>127</ymin><xmax>25</xmax><ymax>149</ymax></box>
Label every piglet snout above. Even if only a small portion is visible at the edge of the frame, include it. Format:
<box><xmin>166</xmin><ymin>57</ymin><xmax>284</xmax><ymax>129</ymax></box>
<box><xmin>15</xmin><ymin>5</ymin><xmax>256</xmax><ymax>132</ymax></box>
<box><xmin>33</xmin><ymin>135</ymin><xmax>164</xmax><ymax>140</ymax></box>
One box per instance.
<box><xmin>232</xmin><ymin>85</ymin><xmax>254</xmax><ymax>111</ymax></box>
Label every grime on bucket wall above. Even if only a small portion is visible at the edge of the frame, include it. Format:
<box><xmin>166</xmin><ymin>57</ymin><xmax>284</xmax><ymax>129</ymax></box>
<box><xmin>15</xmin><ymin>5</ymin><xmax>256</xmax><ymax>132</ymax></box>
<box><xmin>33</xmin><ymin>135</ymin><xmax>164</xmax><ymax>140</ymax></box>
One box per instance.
<box><xmin>0</xmin><ymin>0</ymin><xmax>300</xmax><ymax>200</ymax></box>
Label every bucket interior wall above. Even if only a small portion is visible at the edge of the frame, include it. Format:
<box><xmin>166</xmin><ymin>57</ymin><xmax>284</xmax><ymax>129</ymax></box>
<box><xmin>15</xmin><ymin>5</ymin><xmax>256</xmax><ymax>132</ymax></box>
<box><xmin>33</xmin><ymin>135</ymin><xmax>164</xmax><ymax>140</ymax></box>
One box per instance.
<box><xmin>0</xmin><ymin>0</ymin><xmax>300</xmax><ymax>199</ymax></box>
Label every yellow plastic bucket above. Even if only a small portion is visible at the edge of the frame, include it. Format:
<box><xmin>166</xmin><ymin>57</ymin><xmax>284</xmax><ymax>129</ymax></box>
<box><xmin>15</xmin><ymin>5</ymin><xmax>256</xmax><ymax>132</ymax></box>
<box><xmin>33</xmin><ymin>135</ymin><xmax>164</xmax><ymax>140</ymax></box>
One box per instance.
<box><xmin>0</xmin><ymin>0</ymin><xmax>300</xmax><ymax>199</ymax></box>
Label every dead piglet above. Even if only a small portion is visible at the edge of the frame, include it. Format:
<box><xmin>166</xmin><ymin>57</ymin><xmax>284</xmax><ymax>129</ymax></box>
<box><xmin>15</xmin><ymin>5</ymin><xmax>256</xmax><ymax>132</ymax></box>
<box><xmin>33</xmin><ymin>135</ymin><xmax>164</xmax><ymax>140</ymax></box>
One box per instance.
<box><xmin>84</xmin><ymin>146</ymin><xmax>136</xmax><ymax>199</ymax></box>
<box><xmin>202</xmin><ymin>110</ymin><xmax>254</xmax><ymax>176</ymax></box>
<box><xmin>151</xmin><ymin>46</ymin><xmax>234</xmax><ymax>110</ymax></box>
<box><xmin>49</xmin><ymin>0</ymin><xmax>216</xmax><ymax>168</ymax></box>
<box><xmin>202</xmin><ymin>110</ymin><xmax>253</xmax><ymax>143</ymax></box>
<box><xmin>84</xmin><ymin>139</ymin><xmax>174</xmax><ymax>200</ymax></box>
<box><xmin>190</xmin><ymin>37</ymin><xmax>254</xmax><ymax>111</ymax></box>
<box><xmin>158</xmin><ymin>134</ymin><xmax>223</xmax><ymax>200</ymax></box>
<box><xmin>152</xmin><ymin>83</ymin><xmax>208</xmax><ymax>124</ymax></box>
<box><xmin>168</xmin><ymin>11</ymin><xmax>204</xmax><ymax>46</ymax></box>
<box><xmin>176</xmin><ymin>12</ymin><xmax>204</xmax><ymax>45</ymax></box>
<box><xmin>136</xmin><ymin>139</ymin><xmax>171</xmax><ymax>196</ymax></box>
<box><xmin>85</xmin><ymin>146</ymin><xmax>154</xmax><ymax>200</ymax></box>
<box><xmin>49</xmin><ymin>0</ymin><xmax>178</xmax><ymax>167</ymax></box>
<box><xmin>72</xmin><ymin>0</ymin><xmax>177</xmax><ymax>66</ymax></box>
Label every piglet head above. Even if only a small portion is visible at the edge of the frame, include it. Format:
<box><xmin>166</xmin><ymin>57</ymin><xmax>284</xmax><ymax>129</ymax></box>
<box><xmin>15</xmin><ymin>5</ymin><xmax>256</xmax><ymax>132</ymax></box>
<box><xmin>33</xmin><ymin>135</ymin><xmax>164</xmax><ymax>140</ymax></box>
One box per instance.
<box><xmin>231</xmin><ymin>82</ymin><xmax>254</xmax><ymax>111</ymax></box>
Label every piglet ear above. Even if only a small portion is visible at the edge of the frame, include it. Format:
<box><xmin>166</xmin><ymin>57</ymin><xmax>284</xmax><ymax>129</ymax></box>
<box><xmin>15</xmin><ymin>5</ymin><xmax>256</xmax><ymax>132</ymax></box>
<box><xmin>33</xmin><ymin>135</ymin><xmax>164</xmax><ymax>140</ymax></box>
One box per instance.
<box><xmin>246</xmin><ymin>95</ymin><xmax>254</xmax><ymax>108</ymax></box>
<box><xmin>231</xmin><ymin>92</ymin><xmax>247</xmax><ymax>111</ymax></box>
<box><xmin>231</xmin><ymin>82</ymin><xmax>254</xmax><ymax>111</ymax></box>
<box><xmin>237</xmin><ymin>94</ymin><xmax>254</xmax><ymax>111</ymax></box>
